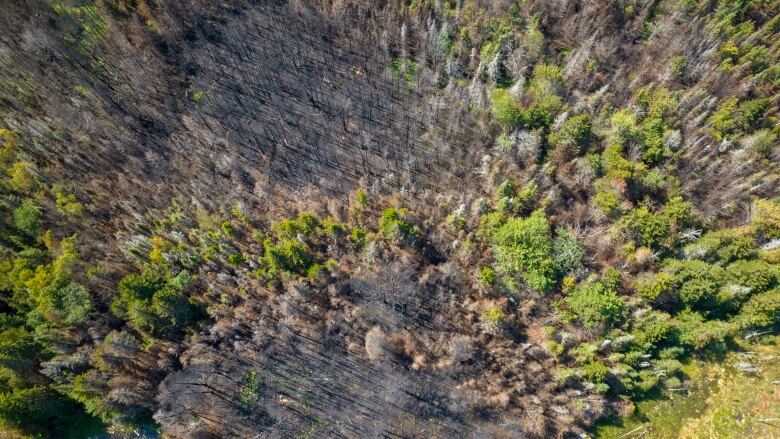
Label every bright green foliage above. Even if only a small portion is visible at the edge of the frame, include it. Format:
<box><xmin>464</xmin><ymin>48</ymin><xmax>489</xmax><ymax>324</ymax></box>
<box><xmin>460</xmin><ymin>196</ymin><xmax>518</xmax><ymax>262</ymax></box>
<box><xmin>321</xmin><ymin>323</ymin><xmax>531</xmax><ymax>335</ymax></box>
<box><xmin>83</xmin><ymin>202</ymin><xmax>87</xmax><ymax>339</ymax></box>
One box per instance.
<box><xmin>112</xmin><ymin>266</ymin><xmax>201</xmax><ymax>338</ymax></box>
<box><xmin>319</xmin><ymin>218</ymin><xmax>344</xmax><ymax>237</ymax></box>
<box><xmin>489</xmin><ymin>64</ymin><xmax>564</xmax><ymax>129</ymax></box>
<box><xmin>684</xmin><ymin>230</ymin><xmax>757</xmax><ymax>263</ymax></box>
<box><xmin>725</xmin><ymin>260</ymin><xmax>777</xmax><ymax>293</ymax></box>
<box><xmin>580</xmin><ymin>360</ymin><xmax>610</xmax><ymax>383</ymax></box>
<box><xmin>479</xmin><ymin>266</ymin><xmax>496</xmax><ymax>286</ymax></box>
<box><xmin>602</xmin><ymin>145</ymin><xmax>635</xmax><ymax>180</ymax></box>
<box><xmin>593</xmin><ymin>178</ymin><xmax>623</xmax><ymax>216</ymax></box>
<box><xmin>7</xmin><ymin>161</ymin><xmax>39</xmax><ymax>193</ymax></box>
<box><xmin>477</xmin><ymin>211</ymin><xmax>508</xmax><ymax>241</ymax></box>
<box><xmin>621</xmin><ymin>197</ymin><xmax>697</xmax><ymax>250</ymax></box>
<box><xmin>0</xmin><ymin>386</ymin><xmax>62</xmax><ymax>428</ymax></box>
<box><xmin>481</xmin><ymin>306</ymin><xmax>506</xmax><ymax>326</ymax></box>
<box><xmin>735</xmin><ymin>288</ymin><xmax>780</xmax><ymax>329</ymax></box>
<box><xmin>673</xmin><ymin>310</ymin><xmax>736</xmax><ymax>351</ymax></box>
<box><xmin>663</xmin><ymin>259</ymin><xmax>725</xmax><ymax>308</ymax></box>
<box><xmin>272</xmin><ymin>212</ymin><xmax>319</xmax><ymax>238</ymax></box>
<box><xmin>490</xmin><ymin>210</ymin><xmax>555</xmax><ymax>292</ymax></box>
<box><xmin>632</xmin><ymin>310</ymin><xmax>674</xmax><ymax>348</ymax></box>
<box><xmin>356</xmin><ymin>189</ymin><xmax>368</xmax><ymax>206</ymax></box>
<box><xmin>13</xmin><ymin>200</ymin><xmax>41</xmax><ymax>238</ymax></box>
<box><xmin>565</xmin><ymin>282</ymin><xmax>624</xmax><ymax>328</ymax></box>
<box><xmin>548</xmin><ymin>114</ymin><xmax>591</xmax><ymax>154</ymax></box>
<box><xmin>709</xmin><ymin>97</ymin><xmax>769</xmax><ymax>140</ymax></box>
<box><xmin>637</xmin><ymin>272</ymin><xmax>677</xmax><ymax>306</ymax></box>
<box><xmin>496</xmin><ymin>179</ymin><xmax>516</xmax><ymax>198</ymax></box>
<box><xmin>496</xmin><ymin>180</ymin><xmax>537</xmax><ymax>214</ymax></box>
<box><xmin>350</xmin><ymin>226</ymin><xmax>367</xmax><ymax>248</ymax></box>
<box><xmin>379</xmin><ymin>208</ymin><xmax>420</xmax><ymax>244</ymax></box>
<box><xmin>490</xmin><ymin>89</ymin><xmax>523</xmax><ymax>126</ymax></box>
<box><xmin>621</xmin><ymin>206</ymin><xmax>671</xmax><ymax>249</ymax></box>
<box><xmin>51</xmin><ymin>184</ymin><xmax>83</xmax><ymax>216</ymax></box>
<box><xmin>263</xmin><ymin>238</ymin><xmax>312</xmax><ymax>277</ymax></box>
<box><xmin>752</xmin><ymin>198</ymin><xmax>780</xmax><ymax>240</ymax></box>
<box><xmin>636</xmin><ymin>86</ymin><xmax>679</xmax><ymax>120</ymax></box>
<box><xmin>609</xmin><ymin>109</ymin><xmax>639</xmax><ymax>144</ymax></box>
<box><xmin>552</xmin><ymin>229</ymin><xmax>584</xmax><ymax>276</ymax></box>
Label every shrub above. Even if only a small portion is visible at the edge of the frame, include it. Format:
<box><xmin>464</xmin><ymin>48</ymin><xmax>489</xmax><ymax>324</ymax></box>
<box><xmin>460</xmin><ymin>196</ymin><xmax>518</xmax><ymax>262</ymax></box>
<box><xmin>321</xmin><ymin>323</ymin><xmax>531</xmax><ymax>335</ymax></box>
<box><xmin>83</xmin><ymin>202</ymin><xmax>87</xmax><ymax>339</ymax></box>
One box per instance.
<box><xmin>637</xmin><ymin>272</ymin><xmax>677</xmax><ymax>306</ymax></box>
<box><xmin>565</xmin><ymin>282</ymin><xmax>624</xmax><ymax>328</ymax></box>
<box><xmin>636</xmin><ymin>86</ymin><xmax>679</xmax><ymax>120</ymax></box>
<box><xmin>490</xmin><ymin>210</ymin><xmax>555</xmax><ymax>293</ymax></box>
<box><xmin>496</xmin><ymin>179</ymin><xmax>517</xmax><ymax>198</ymax></box>
<box><xmin>670</xmin><ymin>55</ymin><xmax>687</xmax><ymax>77</ymax></box>
<box><xmin>752</xmin><ymin>199</ymin><xmax>780</xmax><ymax>240</ymax></box>
<box><xmin>481</xmin><ymin>306</ymin><xmax>506</xmax><ymax>326</ymax></box>
<box><xmin>632</xmin><ymin>310</ymin><xmax>674</xmax><ymax>349</ymax></box>
<box><xmin>272</xmin><ymin>212</ymin><xmax>319</xmax><ymax>238</ymax></box>
<box><xmin>479</xmin><ymin>266</ymin><xmax>496</xmax><ymax>286</ymax></box>
<box><xmin>113</xmin><ymin>266</ymin><xmax>201</xmax><ymax>337</ymax></box>
<box><xmin>743</xmin><ymin>129</ymin><xmax>777</xmax><ymax>157</ymax></box>
<box><xmin>7</xmin><ymin>161</ymin><xmax>39</xmax><ymax>193</ymax></box>
<box><xmin>552</xmin><ymin>229</ymin><xmax>584</xmax><ymax>277</ymax></box>
<box><xmin>490</xmin><ymin>89</ymin><xmax>523</xmax><ymax>126</ymax></box>
<box><xmin>602</xmin><ymin>145</ymin><xmax>635</xmax><ymax>180</ymax></box>
<box><xmin>593</xmin><ymin>178</ymin><xmax>623</xmax><ymax>217</ymax></box>
<box><xmin>356</xmin><ymin>189</ymin><xmax>368</xmax><ymax>207</ymax></box>
<box><xmin>621</xmin><ymin>206</ymin><xmax>670</xmax><ymax>249</ymax></box>
<box><xmin>548</xmin><ymin>114</ymin><xmax>592</xmax><ymax>154</ymax></box>
<box><xmin>735</xmin><ymin>287</ymin><xmax>780</xmax><ymax>329</ymax></box>
<box><xmin>609</xmin><ymin>109</ymin><xmax>639</xmax><ymax>143</ymax></box>
<box><xmin>379</xmin><ymin>208</ymin><xmax>420</xmax><ymax>245</ymax></box>
<box><xmin>684</xmin><ymin>230</ymin><xmax>756</xmax><ymax>263</ymax></box>
<box><xmin>263</xmin><ymin>238</ymin><xmax>312</xmax><ymax>277</ymax></box>
<box><xmin>709</xmin><ymin>97</ymin><xmax>769</xmax><ymax>140</ymax></box>
<box><xmin>673</xmin><ymin>310</ymin><xmax>736</xmax><ymax>351</ymax></box>
<box><xmin>663</xmin><ymin>259</ymin><xmax>725</xmax><ymax>308</ymax></box>
<box><xmin>726</xmin><ymin>260</ymin><xmax>777</xmax><ymax>294</ymax></box>
<box><xmin>580</xmin><ymin>361</ymin><xmax>610</xmax><ymax>383</ymax></box>
<box><xmin>350</xmin><ymin>226</ymin><xmax>367</xmax><ymax>248</ymax></box>
<box><xmin>13</xmin><ymin>200</ymin><xmax>41</xmax><ymax>238</ymax></box>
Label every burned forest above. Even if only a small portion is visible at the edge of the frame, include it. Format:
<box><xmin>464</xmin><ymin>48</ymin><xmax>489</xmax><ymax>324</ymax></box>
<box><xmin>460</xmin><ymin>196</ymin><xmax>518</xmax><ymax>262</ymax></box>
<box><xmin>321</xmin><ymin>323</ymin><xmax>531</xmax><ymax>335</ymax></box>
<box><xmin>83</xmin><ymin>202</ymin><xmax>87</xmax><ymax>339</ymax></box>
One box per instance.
<box><xmin>0</xmin><ymin>1</ymin><xmax>779</xmax><ymax>438</ymax></box>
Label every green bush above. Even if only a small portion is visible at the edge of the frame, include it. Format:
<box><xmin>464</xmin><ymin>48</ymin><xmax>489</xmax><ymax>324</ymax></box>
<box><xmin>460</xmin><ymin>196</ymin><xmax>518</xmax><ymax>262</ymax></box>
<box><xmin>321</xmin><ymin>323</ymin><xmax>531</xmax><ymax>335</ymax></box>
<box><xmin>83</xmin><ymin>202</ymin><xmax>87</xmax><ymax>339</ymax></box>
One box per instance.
<box><xmin>709</xmin><ymin>97</ymin><xmax>769</xmax><ymax>140</ymax></box>
<box><xmin>350</xmin><ymin>226</ymin><xmax>367</xmax><ymax>248</ymax></box>
<box><xmin>673</xmin><ymin>310</ymin><xmax>736</xmax><ymax>351</ymax></box>
<box><xmin>263</xmin><ymin>238</ymin><xmax>312</xmax><ymax>277</ymax></box>
<box><xmin>565</xmin><ymin>282</ymin><xmax>624</xmax><ymax>328</ymax></box>
<box><xmin>490</xmin><ymin>89</ymin><xmax>523</xmax><ymax>126</ymax></box>
<box><xmin>479</xmin><ymin>266</ymin><xmax>496</xmax><ymax>286</ymax></box>
<box><xmin>112</xmin><ymin>267</ymin><xmax>201</xmax><ymax>338</ymax></box>
<box><xmin>580</xmin><ymin>361</ymin><xmax>610</xmax><ymax>383</ymax></box>
<box><xmin>602</xmin><ymin>145</ymin><xmax>635</xmax><ymax>180</ymax></box>
<box><xmin>379</xmin><ymin>208</ymin><xmax>420</xmax><ymax>245</ymax></box>
<box><xmin>481</xmin><ymin>306</ymin><xmax>506</xmax><ymax>326</ymax></box>
<box><xmin>272</xmin><ymin>212</ymin><xmax>319</xmax><ymax>238</ymax></box>
<box><xmin>490</xmin><ymin>209</ymin><xmax>555</xmax><ymax>293</ymax></box>
<box><xmin>726</xmin><ymin>260</ymin><xmax>777</xmax><ymax>294</ymax></box>
<box><xmin>13</xmin><ymin>200</ymin><xmax>41</xmax><ymax>239</ymax></box>
<box><xmin>735</xmin><ymin>287</ymin><xmax>780</xmax><ymax>329</ymax></box>
<box><xmin>684</xmin><ymin>230</ymin><xmax>756</xmax><ymax>263</ymax></box>
<box><xmin>621</xmin><ymin>206</ymin><xmax>671</xmax><ymax>249</ymax></box>
<box><xmin>752</xmin><ymin>198</ymin><xmax>780</xmax><ymax>240</ymax></box>
<box><xmin>632</xmin><ymin>310</ymin><xmax>674</xmax><ymax>349</ymax></box>
<box><xmin>593</xmin><ymin>178</ymin><xmax>623</xmax><ymax>216</ymax></box>
<box><xmin>549</xmin><ymin>114</ymin><xmax>591</xmax><ymax>154</ymax></box>
<box><xmin>637</xmin><ymin>272</ymin><xmax>677</xmax><ymax>306</ymax></box>
<box><xmin>552</xmin><ymin>229</ymin><xmax>584</xmax><ymax>277</ymax></box>
<box><xmin>663</xmin><ymin>259</ymin><xmax>725</xmax><ymax>308</ymax></box>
